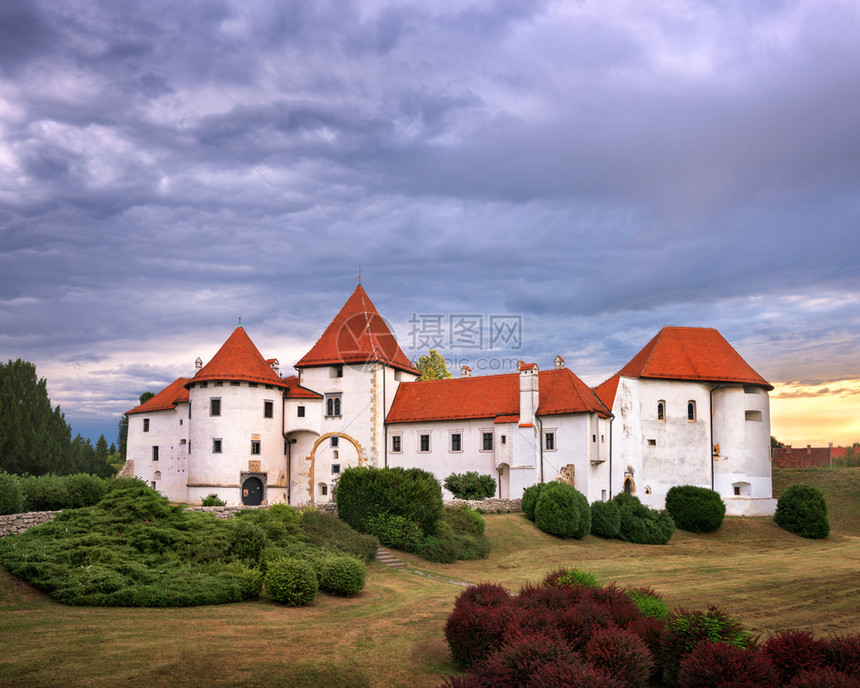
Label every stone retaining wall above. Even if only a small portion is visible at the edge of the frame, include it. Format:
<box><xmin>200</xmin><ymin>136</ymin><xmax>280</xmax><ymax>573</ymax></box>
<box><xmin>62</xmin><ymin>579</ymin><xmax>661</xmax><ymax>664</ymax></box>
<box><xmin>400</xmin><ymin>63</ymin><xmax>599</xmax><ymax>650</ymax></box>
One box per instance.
<box><xmin>1</xmin><ymin>497</ymin><xmax>520</xmax><ymax>537</ymax></box>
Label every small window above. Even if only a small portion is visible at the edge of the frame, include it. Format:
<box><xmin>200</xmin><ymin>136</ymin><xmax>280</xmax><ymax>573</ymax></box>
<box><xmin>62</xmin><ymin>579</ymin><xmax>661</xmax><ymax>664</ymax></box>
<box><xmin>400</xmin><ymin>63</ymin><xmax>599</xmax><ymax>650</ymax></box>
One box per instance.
<box><xmin>391</xmin><ymin>435</ymin><xmax>402</xmax><ymax>453</ymax></box>
<box><xmin>152</xmin><ymin>446</ymin><xmax>159</xmax><ymax>461</ymax></box>
<box><xmin>501</xmin><ymin>435</ymin><xmax>506</xmax><ymax>445</ymax></box>
<box><xmin>210</xmin><ymin>398</ymin><xmax>221</xmax><ymax>416</ymax></box>
<box><xmin>688</xmin><ymin>401</ymin><xmax>696</xmax><ymax>421</ymax></box>
<box><xmin>592</xmin><ymin>434</ymin><xmax>597</xmax><ymax>443</ymax></box>
<box><xmin>419</xmin><ymin>434</ymin><xmax>430</xmax><ymax>452</ymax></box>
<box><xmin>248</xmin><ymin>383</ymin><xmax>258</xmax><ymax>388</ymax></box>
<box><xmin>331</xmin><ymin>436</ymin><xmax>339</xmax><ymax>448</ymax></box>
<box><xmin>325</xmin><ymin>394</ymin><xmax>342</xmax><ymax>417</ymax></box>
<box><xmin>214</xmin><ymin>381</ymin><xmax>223</xmax><ymax>387</ymax></box>
<box><xmin>332</xmin><ymin>365</ymin><xmax>343</xmax><ymax>378</ymax></box>
<box><xmin>179</xmin><ymin>419</ymin><xmax>183</xmax><ymax>426</ymax></box>
<box><xmin>230</xmin><ymin>381</ymin><xmax>240</xmax><ymax>386</ymax></box>
<box><xmin>200</xmin><ymin>382</ymin><xmax>208</xmax><ymax>388</ymax></box>
<box><xmin>264</xmin><ymin>401</ymin><xmax>274</xmax><ymax>418</ymax></box>
<box><xmin>332</xmin><ymin>464</ymin><xmax>341</xmax><ymax>475</ymax></box>
<box><xmin>297</xmin><ymin>405</ymin><xmax>305</xmax><ymax>418</ymax></box>
<box><xmin>265</xmin><ymin>385</ymin><xmax>273</xmax><ymax>390</ymax></box>
<box><xmin>734</xmin><ymin>486</ymin><xmax>741</xmax><ymax>496</ymax></box>
<box><xmin>143</xmin><ymin>418</ymin><xmax>150</xmax><ymax>432</ymax></box>
<box><xmin>451</xmin><ymin>433</ymin><xmax>462</xmax><ymax>452</ymax></box>
<box><xmin>251</xmin><ymin>440</ymin><xmax>261</xmax><ymax>455</ymax></box>
<box><xmin>648</xmin><ymin>439</ymin><xmax>657</xmax><ymax>446</ymax></box>
<box><xmin>745</xmin><ymin>410</ymin><xmax>762</xmax><ymax>422</ymax></box>
<box><xmin>545</xmin><ymin>433</ymin><xmax>555</xmax><ymax>450</ymax></box>
<box><xmin>601</xmin><ymin>434</ymin><xmax>605</xmax><ymax>443</ymax></box>
<box><xmin>321</xmin><ymin>484</ymin><xmax>328</xmax><ymax>496</ymax></box>
<box><xmin>482</xmin><ymin>432</ymin><xmax>493</xmax><ymax>450</ymax></box>
<box><xmin>213</xmin><ymin>439</ymin><xmax>222</xmax><ymax>453</ymax></box>
<box><xmin>657</xmin><ymin>401</ymin><xmax>665</xmax><ymax>421</ymax></box>
<box><xmin>150</xmin><ymin>481</ymin><xmax>156</xmax><ymax>489</ymax></box>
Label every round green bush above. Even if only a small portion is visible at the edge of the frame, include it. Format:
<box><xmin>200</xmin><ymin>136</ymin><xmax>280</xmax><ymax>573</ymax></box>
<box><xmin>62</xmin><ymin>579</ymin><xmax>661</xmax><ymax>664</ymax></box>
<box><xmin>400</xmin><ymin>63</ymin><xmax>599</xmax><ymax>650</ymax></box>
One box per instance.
<box><xmin>591</xmin><ymin>499</ymin><xmax>621</xmax><ymax>538</ymax></box>
<box><xmin>775</xmin><ymin>484</ymin><xmax>830</xmax><ymax>539</ymax></box>
<box><xmin>665</xmin><ymin>486</ymin><xmax>725</xmax><ymax>534</ymax></box>
<box><xmin>614</xmin><ymin>493</ymin><xmax>675</xmax><ymax>545</ymax></box>
<box><xmin>320</xmin><ymin>555</ymin><xmax>366</xmax><ymax>595</ymax></box>
<box><xmin>365</xmin><ymin>512</ymin><xmax>422</xmax><ymax>551</ymax></box>
<box><xmin>521</xmin><ymin>483</ymin><xmax>545</xmax><ymax>521</ymax></box>
<box><xmin>443</xmin><ymin>471</ymin><xmax>497</xmax><ymax>500</ymax></box>
<box><xmin>534</xmin><ymin>482</ymin><xmax>591</xmax><ymax>539</ymax></box>
<box><xmin>0</xmin><ymin>472</ymin><xmax>24</xmax><ymax>515</ymax></box>
<box><xmin>264</xmin><ymin>557</ymin><xmax>318</xmax><ymax>605</ymax></box>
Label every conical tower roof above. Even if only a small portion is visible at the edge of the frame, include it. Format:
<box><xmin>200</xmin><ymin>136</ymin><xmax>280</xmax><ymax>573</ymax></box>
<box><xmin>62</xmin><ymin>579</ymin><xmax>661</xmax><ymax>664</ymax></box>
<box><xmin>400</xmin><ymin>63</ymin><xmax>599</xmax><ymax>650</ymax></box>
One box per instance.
<box><xmin>189</xmin><ymin>327</ymin><xmax>288</xmax><ymax>387</ymax></box>
<box><xmin>296</xmin><ymin>285</ymin><xmax>419</xmax><ymax>374</ymax></box>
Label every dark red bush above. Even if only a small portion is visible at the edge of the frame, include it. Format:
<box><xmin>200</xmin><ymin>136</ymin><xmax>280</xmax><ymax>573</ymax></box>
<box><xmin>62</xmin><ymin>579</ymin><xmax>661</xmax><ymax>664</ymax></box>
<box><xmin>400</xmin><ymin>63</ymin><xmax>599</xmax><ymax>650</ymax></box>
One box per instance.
<box><xmin>515</xmin><ymin>582</ymin><xmax>578</xmax><ymax>610</ymax></box>
<box><xmin>677</xmin><ymin>640</ymin><xmax>777</xmax><ymax>688</ymax></box>
<box><xmin>455</xmin><ymin>582</ymin><xmax>511</xmax><ymax>610</ymax></box>
<box><xmin>626</xmin><ymin>616</ymin><xmax>667</xmax><ymax>669</ymax></box>
<box><xmin>526</xmin><ymin>658</ymin><xmax>628</xmax><ymax>688</ymax></box>
<box><xmin>584</xmin><ymin>584</ymin><xmax>643</xmax><ymax>628</ymax></box>
<box><xmin>823</xmin><ymin>633</ymin><xmax>860</xmax><ymax>675</ymax></box>
<box><xmin>584</xmin><ymin>626</ymin><xmax>655</xmax><ymax>688</ymax></box>
<box><xmin>787</xmin><ymin>667</ymin><xmax>860</xmax><ymax>688</ymax></box>
<box><xmin>761</xmin><ymin>630</ymin><xmax>827</xmax><ymax>683</ymax></box>
<box><xmin>468</xmin><ymin>630</ymin><xmax>576</xmax><ymax>688</ymax></box>
<box><xmin>445</xmin><ymin>602</ymin><xmax>510</xmax><ymax>669</ymax></box>
<box><xmin>554</xmin><ymin>598</ymin><xmax>617</xmax><ymax>650</ymax></box>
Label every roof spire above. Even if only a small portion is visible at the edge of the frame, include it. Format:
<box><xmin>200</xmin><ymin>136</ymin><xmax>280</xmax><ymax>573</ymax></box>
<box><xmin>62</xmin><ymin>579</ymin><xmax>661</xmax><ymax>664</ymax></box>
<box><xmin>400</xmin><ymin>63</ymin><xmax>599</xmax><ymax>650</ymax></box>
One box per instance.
<box><xmin>356</xmin><ymin>265</ymin><xmax>361</xmax><ymax>283</ymax></box>
<box><xmin>238</xmin><ymin>316</ymin><xmax>242</xmax><ymax>327</ymax></box>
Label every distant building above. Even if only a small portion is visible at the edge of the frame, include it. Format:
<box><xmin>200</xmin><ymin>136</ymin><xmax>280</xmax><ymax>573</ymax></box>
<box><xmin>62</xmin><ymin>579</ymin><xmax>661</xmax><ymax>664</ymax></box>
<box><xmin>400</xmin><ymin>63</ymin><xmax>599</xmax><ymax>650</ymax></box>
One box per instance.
<box><xmin>772</xmin><ymin>444</ymin><xmax>845</xmax><ymax>468</ymax></box>
<box><xmin>125</xmin><ymin>286</ymin><xmax>776</xmax><ymax>515</ymax></box>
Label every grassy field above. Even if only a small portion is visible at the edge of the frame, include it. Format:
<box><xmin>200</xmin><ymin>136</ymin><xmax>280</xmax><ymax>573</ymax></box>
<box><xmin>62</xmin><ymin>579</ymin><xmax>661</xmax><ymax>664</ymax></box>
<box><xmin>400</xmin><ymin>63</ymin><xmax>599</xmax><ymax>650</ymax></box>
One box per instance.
<box><xmin>0</xmin><ymin>468</ymin><xmax>857</xmax><ymax>687</ymax></box>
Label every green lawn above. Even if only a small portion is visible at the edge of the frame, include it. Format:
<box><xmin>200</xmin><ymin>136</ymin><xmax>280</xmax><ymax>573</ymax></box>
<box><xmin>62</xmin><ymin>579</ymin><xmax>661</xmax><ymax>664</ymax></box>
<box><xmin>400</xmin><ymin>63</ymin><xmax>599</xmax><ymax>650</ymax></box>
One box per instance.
<box><xmin>0</xmin><ymin>468</ymin><xmax>857</xmax><ymax>687</ymax></box>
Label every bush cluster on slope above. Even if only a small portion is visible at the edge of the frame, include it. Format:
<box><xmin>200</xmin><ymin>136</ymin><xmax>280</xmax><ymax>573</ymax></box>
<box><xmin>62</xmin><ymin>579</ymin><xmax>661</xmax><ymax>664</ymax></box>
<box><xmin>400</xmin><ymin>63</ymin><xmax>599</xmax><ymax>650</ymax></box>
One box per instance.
<box><xmin>444</xmin><ymin>471</ymin><xmax>496</xmax><ymax>500</ymax></box>
<box><xmin>665</xmin><ymin>485</ymin><xmax>726</xmax><ymax>534</ymax></box>
<box><xmin>0</xmin><ymin>478</ymin><xmax>373</xmax><ymax>606</ymax></box>
<box><xmin>534</xmin><ymin>481</ymin><xmax>591</xmax><ymax>539</ymax></box>
<box><xmin>774</xmin><ymin>484</ymin><xmax>830</xmax><ymax>539</ymax></box>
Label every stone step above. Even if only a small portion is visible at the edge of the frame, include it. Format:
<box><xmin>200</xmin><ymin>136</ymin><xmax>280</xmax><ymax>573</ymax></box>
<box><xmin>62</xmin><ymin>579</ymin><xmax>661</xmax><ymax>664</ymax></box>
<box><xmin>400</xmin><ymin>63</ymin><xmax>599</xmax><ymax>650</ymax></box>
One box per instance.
<box><xmin>375</xmin><ymin>548</ymin><xmax>407</xmax><ymax>568</ymax></box>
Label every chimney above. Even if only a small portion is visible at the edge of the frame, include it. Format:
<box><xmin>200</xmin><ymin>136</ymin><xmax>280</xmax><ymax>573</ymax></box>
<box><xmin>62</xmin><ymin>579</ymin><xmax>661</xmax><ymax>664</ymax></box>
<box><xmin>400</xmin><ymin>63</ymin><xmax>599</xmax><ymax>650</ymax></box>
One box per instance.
<box><xmin>518</xmin><ymin>362</ymin><xmax>539</xmax><ymax>425</ymax></box>
<box><xmin>268</xmin><ymin>358</ymin><xmax>280</xmax><ymax>376</ymax></box>
<box><xmin>460</xmin><ymin>365</ymin><xmax>472</xmax><ymax>378</ymax></box>
<box><xmin>195</xmin><ymin>357</ymin><xmax>203</xmax><ymax>372</ymax></box>
<box><xmin>807</xmin><ymin>445</ymin><xmax>811</xmax><ymax>454</ymax></box>
<box><xmin>554</xmin><ymin>355</ymin><xmax>565</xmax><ymax>369</ymax></box>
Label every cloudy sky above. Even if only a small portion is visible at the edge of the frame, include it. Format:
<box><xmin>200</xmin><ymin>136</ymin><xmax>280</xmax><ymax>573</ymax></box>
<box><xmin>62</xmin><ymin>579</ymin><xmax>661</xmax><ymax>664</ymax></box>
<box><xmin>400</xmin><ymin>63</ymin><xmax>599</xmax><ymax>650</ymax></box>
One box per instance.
<box><xmin>1</xmin><ymin>0</ymin><xmax>859</xmax><ymax>448</ymax></box>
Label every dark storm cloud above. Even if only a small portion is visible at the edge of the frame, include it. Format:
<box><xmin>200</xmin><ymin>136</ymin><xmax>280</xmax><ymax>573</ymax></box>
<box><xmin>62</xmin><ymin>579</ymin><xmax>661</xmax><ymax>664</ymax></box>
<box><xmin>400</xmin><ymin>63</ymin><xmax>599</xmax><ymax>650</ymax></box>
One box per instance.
<box><xmin>1</xmin><ymin>0</ymin><xmax>859</xmax><ymax>441</ymax></box>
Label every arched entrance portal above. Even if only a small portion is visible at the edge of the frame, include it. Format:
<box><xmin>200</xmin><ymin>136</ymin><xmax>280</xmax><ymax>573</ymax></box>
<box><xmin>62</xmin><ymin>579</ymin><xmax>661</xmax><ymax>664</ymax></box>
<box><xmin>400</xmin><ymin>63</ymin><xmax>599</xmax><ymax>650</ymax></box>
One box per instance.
<box><xmin>242</xmin><ymin>476</ymin><xmax>263</xmax><ymax>506</ymax></box>
<box><xmin>623</xmin><ymin>477</ymin><xmax>635</xmax><ymax>495</ymax></box>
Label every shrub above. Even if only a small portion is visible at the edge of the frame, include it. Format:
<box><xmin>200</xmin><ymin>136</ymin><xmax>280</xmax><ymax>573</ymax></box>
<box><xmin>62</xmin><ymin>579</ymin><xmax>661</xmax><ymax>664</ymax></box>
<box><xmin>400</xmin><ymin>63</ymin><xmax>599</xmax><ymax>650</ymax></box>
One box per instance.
<box><xmin>0</xmin><ymin>472</ymin><xmax>23</xmax><ymax>515</ymax></box>
<box><xmin>201</xmin><ymin>495</ymin><xmax>226</xmax><ymax>506</ymax></box>
<box><xmin>444</xmin><ymin>471</ymin><xmax>497</xmax><ymax>500</ymax></box>
<box><xmin>521</xmin><ymin>483</ymin><xmax>545</xmax><ymax>521</ymax></box>
<box><xmin>788</xmin><ymin>667</ymin><xmax>860</xmax><ymax>688</ymax></box>
<box><xmin>665</xmin><ymin>485</ymin><xmax>726</xmax><ymax>534</ymax></box>
<box><xmin>445</xmin><ymin>599</ymin><xmax>512</xmax><ymax>668</ymax></box>
<box><xmin>413</xmin><ymin>534</ymin><xmax>459</xmax><ymax>563</ymax></box>
<box><xmin>19</xmin><ymin>473</ymin><xmax>69</xmax><ymax>511</ymax></box>
<box><xmin>468</xmin><ymin>630</ymin><xmax>576</xmax><ymax>686</ymax></box>
<box><xmin>775</xmin><ymin>484</ymin><xmax>830</xmax><ymax>538</ymax></box>
<box><xmin>823</xmin><ymin>634</ymin><xmax>860</xmax><ymax>675</ymax></box>
<box><xmin>534</xmin><ymin>482</ymin><xmax>591</xmax><ymax>539</ymax></box>
<box><xmin>624</xmin><ymin>586</ymin><xmax>669</xmax><ymax>619</ymax></box>
<box><xmin>299</xmin><ymin>508</ymin><xmax>377</xmax><ymax>562</ymax></box>
<box><xmin>659</xmin><ymin>606</ymin><xmax>751</xmax><ymax>686</ymax></box>
<box><xmin>761</xmin><ymin>630</ymin><xmax>827</xmax><ymax>683</ymax></box>
<box><xmin>366</xmin><ymin>512</ymin><xmax>422</xmax><ymax>551</ymax></box>
<box><xmin>264</xmin><ymin>557</ymin><xmax>318</xmax><ymax>605</ymax></box>
<box><xmin>230</xmin><ymin>520</ymin><xmax>269</xmax><ymax>565</ymax></box>
<box><xmin>525</xmin><ymin>659</ymin><xmax>628</xmax><ymax>688</ymax></box>
<box><xmin>543</xmin><ymin>567</ymin><xmax>599</xmax><ymax>589</ymax></box>
<box><xmin>614</xmin><ymin>492</ymin><xmax>675</xmax><ymax>545</ymax></box>
<box><xmin>584</xmin><ymin>627</ymin><xmax>655</xmax><ymax>688</ymax></box>
<box><xmin>63</xmin><ymin>473</ymin><xmax>109</xmax><ymax>508</ymax></box>
<box><xmin>591</xmin><ymin>499</ymin><xmax>621</xmax><ymax>538</ymax></box>
<box><xmin>336</xmin><ymin>466</ymin><xmax>443</xmax><ymax>536</ymax></box>
<box><xmin>677</xmin><ymin>640</ymin><xmax>778</xmax><ymax>688</ymax></box>
<box><xmin>319</xmin><ymin>554</ymin><xmax>366</xmax><ymax>595</ymax></box>
<box><xmin>457</xmin><ymin>583</ymin><xmax>511</xmax><ymax>609</ymax></box>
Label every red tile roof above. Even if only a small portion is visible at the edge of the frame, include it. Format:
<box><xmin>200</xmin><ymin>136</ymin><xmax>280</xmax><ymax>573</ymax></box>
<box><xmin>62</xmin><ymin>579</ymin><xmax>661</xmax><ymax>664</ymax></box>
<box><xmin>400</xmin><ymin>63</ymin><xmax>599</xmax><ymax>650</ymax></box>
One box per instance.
<box><xmin>296</xmin><ymin>285</ymin><xmax>419</xmax><ymax>374</ymax></box>
<box><xmin>189</xmin><ymin>327</ymin><xmax>290</xmax><ymax>388</ymax></box>
<box><xmin>494</xmin><ymin>415</ymin><xmax>519</xmax><ymax>424</ymax></box>
<box><xmin>126</xmin><ymin>377</ymin><xmax>191</xmax><ymax>415</ymax></box>
<box><xmin>387</xmin><ymin>368</ymin><xmax>610</xmax><ymax>424</ymax></box>
<box><xmin>618</xmin><ymin>327</ymin><xmax>772</xmax><ymax>389</ymax></box>
<box><xmin>283</xmin><ymin>375</ymin><xmax>323</xmax><ymax>399</ymax></box>
<box><xmin>594</xmin><ymin>374</ymin><xmax>621</xmax><ymax>411</ymax></box>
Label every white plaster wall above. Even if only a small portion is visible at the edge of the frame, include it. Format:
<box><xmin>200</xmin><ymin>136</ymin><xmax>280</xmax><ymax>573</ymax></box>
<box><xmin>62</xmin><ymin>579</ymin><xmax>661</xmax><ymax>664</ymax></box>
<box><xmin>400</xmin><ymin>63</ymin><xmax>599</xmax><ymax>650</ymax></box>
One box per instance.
<box><xmin>128</xmin><ymin>405</ymin><xmax>188</xmax><ymax>503</ymax></box>
<box><xmin>285</xmin><ymin>397</ymin><xmax>322</xmax><ymax>434</ymax></box>
<box><xmin>187</xmin><ymin>381</ymin><xmax>285</xmax><ymax>504</ymax></box>
<box><xmin>610</xmin><ymin>377</ymin><xmax>644</xmax><ymax>497</ymax></box>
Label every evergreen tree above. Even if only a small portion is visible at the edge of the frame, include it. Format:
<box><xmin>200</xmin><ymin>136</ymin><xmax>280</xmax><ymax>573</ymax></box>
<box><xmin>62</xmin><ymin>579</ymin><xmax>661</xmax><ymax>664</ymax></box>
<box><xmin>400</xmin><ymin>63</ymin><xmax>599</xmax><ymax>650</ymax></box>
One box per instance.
<box><xmin>117</xmin><ymin>414</ymin><xmax>128</xmax><ymax>459</ymax></box>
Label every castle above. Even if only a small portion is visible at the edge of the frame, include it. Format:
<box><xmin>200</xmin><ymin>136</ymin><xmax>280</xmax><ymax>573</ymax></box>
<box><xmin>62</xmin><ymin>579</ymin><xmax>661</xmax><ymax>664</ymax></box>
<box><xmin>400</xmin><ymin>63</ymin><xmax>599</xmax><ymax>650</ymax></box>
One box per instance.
<box><xmin>125</xmin><ymin>285</ymin><xmax>776</xmax><ymax>515</ymax></box>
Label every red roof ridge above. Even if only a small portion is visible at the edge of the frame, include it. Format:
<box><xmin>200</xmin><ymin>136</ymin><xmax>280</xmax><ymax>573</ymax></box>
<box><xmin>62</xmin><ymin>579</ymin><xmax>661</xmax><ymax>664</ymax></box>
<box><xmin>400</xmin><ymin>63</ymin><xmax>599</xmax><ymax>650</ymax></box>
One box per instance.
<box><xmin>126</xmin><ymin>377</ymin><xmax>191</xmax><ymax>415</ymax></box>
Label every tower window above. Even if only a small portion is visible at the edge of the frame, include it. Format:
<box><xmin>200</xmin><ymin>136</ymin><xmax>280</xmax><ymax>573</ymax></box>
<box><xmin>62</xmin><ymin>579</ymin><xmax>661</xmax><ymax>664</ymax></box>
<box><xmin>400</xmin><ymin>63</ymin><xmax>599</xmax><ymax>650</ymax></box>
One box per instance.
<box><xmin>213</xmin><ymin>439</ymin><xmax>222</xmax><ymax>453</ymax></box>
<box><xmin>264</xmin><ymin>401</ymin><xmax>274</xmax><ymax>418</ymax></box>
<box><xmin>331</xmin><ymin>436</ymin><xmax>339</xmax><ymax>448</ymax></box>
<box><xmin>297</xmin><ymin>406</ymin><xmax>305</xmax><ymax>418</ymax></box>
<box><xmin>688</xmin><ymin>401</ymin><xmax>697</xmax><ymax>421</ymax></box>
<box><xmin>210</xmin><ymin>398</ymin><xmax>221</xmax><ymax>416</ymax></box>
<box><xmin>251</xmin><ymin>440</ymin><xmax>261</xmax><ymax>455</ymax></box>
<box><xmin>657</xmin><ymin>401</ymin><xmax>665</xmax><ymax>421</ymax></box>
<box><xmin>325</xmin><ymin>394</ymin><xmax>342</xmax><ymax>417</ymax></box>
<box><xmin>152</xmin><ymin>446</ymin><xmax>159</xmax><ymax>461</ymax></box>
<box><xmin>143</xmin><ymin>418</ymin><xmax>150</xmax><ymax>432</ymax></box>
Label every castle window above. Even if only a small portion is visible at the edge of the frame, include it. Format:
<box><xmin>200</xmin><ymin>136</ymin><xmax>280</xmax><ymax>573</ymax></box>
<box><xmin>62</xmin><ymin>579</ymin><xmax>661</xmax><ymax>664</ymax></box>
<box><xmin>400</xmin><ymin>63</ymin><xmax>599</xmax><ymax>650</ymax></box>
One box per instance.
<box><xmin>154</xmin><ymin>471</ymin><xmax>161</xmax><ymax>480</ymax></box>
<box><xmin>657</xmin><ymin>401</ymin><xmax>665</xmax><ymax>421</ymax></box>
<box><xmin>210</xmin><ymin>398</ymin><xmax>221</xmax><ymax>416</ymax></box>
<box><xmin>264</xmin><ymin>401</ymin><xmax>274</xmax><ymax>418</ymax></box>
<box><xmin>251</xmin><ymin>440</ymin><xmax>261</xmax><ymax>455</ymax></box>
<box><xmin>297</xmin><ymin>405</ymin><xmax>305</xmax><ymax>417</ymax></box>
<box><xmin>331</xmin><ymin>436</ymin><xmax>339</xmax><ymax>448</ymax></box>
<box><xmin>248</xmin><ymin>383</ymin><xmax>258</xmax><ymax>388</ymax></box>
<box><xmin>214</xmin><ymin>381</ymin><xmax>223</xmax><ymax>387</ymax></box>
<box><xmin>745</xmin><ymin>410</ymin><xmax>762</xmax><ymax>422</ymax></box>
<box><xmin>332</xmin><ymin>464</ymin><xmax>340</xmax><ymax>475</ymax></box>
<box><xmin>482</xmin><ymin>433</ymin><xmax>493</xmax><ymax>451</ymax></box>
<box><xmin>213</xmin><ymin>439</ymin><xmax>222</xmax><ymax>453</ymax></box>
<box><xmin>688</xmin><ymin>401</ymin><xmax>696</xmax><ymax>422</ymax></box>
<box><xmin>419</xmin><ymin>434</ymin><xmax>430</xmax><ymax>452</ymax></box>
<box><xmin>320</xmin><ymin>484</ymin><xmax>328</xmax><ymax>496</ymax></box>
<box><xmin>501</xmin><ymin>435</ymin><xmax>506</xmax><ymax>445</ymax></box>
<box><xmin>230</xmin><ymin>381</ymin><xmax>240</xmax><ymax>386</ymax></box>
<box><xmin>331</xmin><ymin>365</ymin><xmax>343</xmax><ymax>378</ymax></box>
<box><xmin>648</xmin><ymin>439</ymin><xmax>657</xmax><ymax>446</ymax></box>
<box><xmin>152</xmin><ymin>446</ymin><xmax>159</xmax><ymax>461</ymax></box>
<box><xmin>592</xmin><ymin>434</ymin><xmax>597</xmax><ymax>442</ymax></box>
<box><xmin>325</xmin><ymin>394</ymin><xmax>342</xmax><ymax>418</ymax></box>
<box><xmin>451</xmin><ymin>433</ymin><xmax>462</xmax><ymax>452</ymax></box>
<box><xmin>391</xmin><ymin>435</ymin><xmax>402</xmax><ymax>453</ymax></box>
<box><xmin>545</xmin><ymin>432</ymin><xmax>555</xmax><ymax>451</ymax></box>
<box><xmin>143</xmin><ymin>418</ymin><xmax>150</xmax><ymax>432</ymax></box>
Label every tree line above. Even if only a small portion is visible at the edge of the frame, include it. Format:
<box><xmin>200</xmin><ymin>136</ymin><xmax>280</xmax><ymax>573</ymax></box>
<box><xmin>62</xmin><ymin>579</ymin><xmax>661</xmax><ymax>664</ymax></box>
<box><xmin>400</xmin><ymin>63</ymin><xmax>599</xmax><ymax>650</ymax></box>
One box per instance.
<box><xmin>0</xmin><ymin>359</ymin><xmax>116</xmax><ymax>477</ymax></box>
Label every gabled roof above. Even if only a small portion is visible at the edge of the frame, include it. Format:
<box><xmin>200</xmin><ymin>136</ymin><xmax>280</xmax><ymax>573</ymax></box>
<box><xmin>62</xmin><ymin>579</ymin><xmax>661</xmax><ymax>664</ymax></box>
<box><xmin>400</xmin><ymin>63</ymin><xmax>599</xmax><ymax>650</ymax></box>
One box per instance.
<box><xmin>618</xmin><ymin>326</ymin><xmax>772</xmax><ymax>390</ymax></box>
<box><xmin>189</xmin><ymin>327</ymin><xmax>289</xmax><ymax>388</ymax></box>
<box><xmin>594</xmin><ymin>373</ymin><xmax>621</xmax><ymax>411</ymax></box>
<box><xmin>387</xmin><ymin>368</ymin><xmax>610</xmax><ymax>424</ymax></box>
<box><xmin>296</xmin><ymin>285</ymin><xmax>419</xmax><ymax>374</ymax></box>
<box><xmin>126</xmin><ymin>377</ymin><xmax>191</xmax><ymax>415</ymax></box>
<box><xmin>282</xmin><ymin>375</ymin><xmax>323</xmax><ymax>399</ymax></box>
